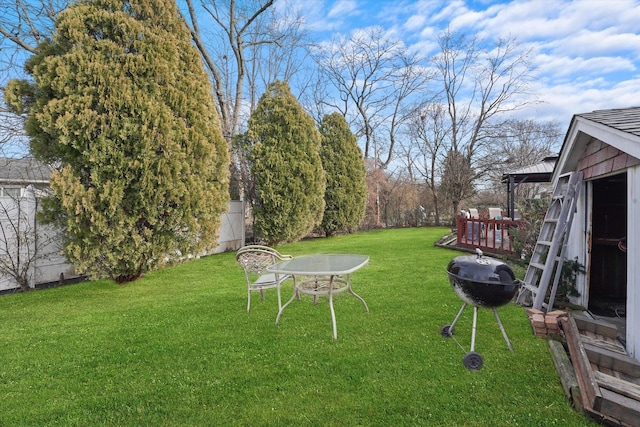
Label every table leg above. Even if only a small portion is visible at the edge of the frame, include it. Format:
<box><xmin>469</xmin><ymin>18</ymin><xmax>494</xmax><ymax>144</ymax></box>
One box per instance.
<box><xmin>276</xmin><ymin>275</ymin><xmax>298</xmax><ymax>325</ymax></box>
<box><xmin>329</xmin><ymin>275</ymin><xmax>338</xmax><ymax>339</ymax></box>
<box><xmin>347</xmin><ymin>274</ymin><xmax>369</xmax><ymax>313</ymax></box>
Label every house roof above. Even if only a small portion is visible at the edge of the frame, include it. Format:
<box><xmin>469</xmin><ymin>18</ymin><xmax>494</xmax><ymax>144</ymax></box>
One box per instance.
<box><xmin>577</xmin><ymin>107</ymin><xmax>640</xmax><ymax>137</ymax></box>
<box><xmin>553</xmin><ymin>106</ymin><xmax>640</xmax><ymax>181</ymax></box>
<box><xmin>0</xmin><ymin>157</ymin><xmax>53</xmax><ymax>185</ymax></box>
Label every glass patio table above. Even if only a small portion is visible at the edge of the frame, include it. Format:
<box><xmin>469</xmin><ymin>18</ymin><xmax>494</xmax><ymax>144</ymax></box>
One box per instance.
<box><xmin>267</xmin><ymin>254</ymin><xmax>369</xmax><ymax>339</ymax></box>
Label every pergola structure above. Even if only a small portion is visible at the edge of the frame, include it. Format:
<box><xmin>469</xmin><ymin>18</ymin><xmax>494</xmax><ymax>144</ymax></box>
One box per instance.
<box><xmin>501</xmin><ymin>156</ymin><xmax>557</xmax><ymax>218</ymax></box>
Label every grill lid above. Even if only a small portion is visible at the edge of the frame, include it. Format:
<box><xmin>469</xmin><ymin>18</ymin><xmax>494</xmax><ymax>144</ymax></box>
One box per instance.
<box><xmin>447</xmin><ymin>254</ymin><xmax>517</xmax><ymax>286</ymax></box>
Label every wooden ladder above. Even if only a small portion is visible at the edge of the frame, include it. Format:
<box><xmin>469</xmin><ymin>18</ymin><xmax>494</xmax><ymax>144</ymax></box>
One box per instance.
<box><xmin>516</xmin><ymin>171</ymin><xmax>583</xmax><ymax>311</ymax></box>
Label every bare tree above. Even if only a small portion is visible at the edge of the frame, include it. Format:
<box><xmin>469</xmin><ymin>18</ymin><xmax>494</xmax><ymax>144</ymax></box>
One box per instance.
<box><xmin>0</xmin><ymin>101</ymin><xmax>29</xmax><ymax>157</ymax></box>
<box><xmin>432</xmin><ymin>28</ymin><xmax>537</xmax><ymax>216</ymax></box>
<box><xmin>182</xmin><ymin>0</ymin><xmax>276</xmax><ymax>140</ymax></box>
<box><xmin>247</xmin><ymin>5</ymin><xmax>312</xmax><ymax>111</ymax></box>
<box><xmin>0</xmin><ymin>1</ymin><xmax>66</xmax><ymax>156</ymax></box>
<box><xmin>0</xmin><ymin>0</ymin><xmax>63</xmax><ymax>55</ymax></box>
<box><xmin>311</xmin><ymin>27</ymin><xmax>432</xmax><ymax>225</ymax></box>
<box><xmin>383</xmin><ymin>170</ymin><xmax>423</xmax><ymax>228</ymax></box>
<box><xmin>400</xmin><ymin>102</ymin><xmax>450</xmax><ymax>226</ymax></box>
<box><xmin>182</xmin><ymin>0</ymin><xmax>313</xmax><ymax>206</ymax></box>
<box><xmin>311</xmin><ymin>27</ymin><xmax>432</xmax><ymax>167</ymax></box>
<box><xmin>440</xmin><ymin>148</ymin><xmax>475</xmax><ymax>222</ymax></box>
<box><xmin>486</xmin><ymin>119</ymin><xmax>562</xmax><ymax>199</ymax></box>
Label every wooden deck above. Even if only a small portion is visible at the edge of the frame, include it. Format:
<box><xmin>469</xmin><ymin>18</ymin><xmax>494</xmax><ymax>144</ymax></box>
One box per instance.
<box><xmin>455</xmin><ymin>216</ymin><xmax>523</xmax><ymax>255</ymax></box>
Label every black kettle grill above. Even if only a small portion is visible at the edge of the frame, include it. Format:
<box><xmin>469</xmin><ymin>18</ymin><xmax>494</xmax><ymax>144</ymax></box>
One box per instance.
<box><xmin>441</xmin><ymin>250</ymin><xmax>522</xmax><ymax>370</ymax></box>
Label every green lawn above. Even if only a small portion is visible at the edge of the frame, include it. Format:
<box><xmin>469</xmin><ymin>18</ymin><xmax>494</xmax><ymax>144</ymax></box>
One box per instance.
<box><xmin>0</xmin><ymin>228</ymin><xmax>594</xmax><ymax>426</ymax></box>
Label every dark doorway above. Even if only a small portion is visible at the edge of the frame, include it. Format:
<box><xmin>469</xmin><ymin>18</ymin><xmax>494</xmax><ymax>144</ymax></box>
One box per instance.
<box><xmin>588</xmin><ymin>173</ymin><xmax>627</xmax><ymax>317</ymax></box>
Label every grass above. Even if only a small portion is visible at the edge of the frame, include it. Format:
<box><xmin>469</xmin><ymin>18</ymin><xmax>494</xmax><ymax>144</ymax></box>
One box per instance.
<box><xmin>0</xmin><ymin>228</ymin><xmax>594</xmax><ymax>426</ymax></box>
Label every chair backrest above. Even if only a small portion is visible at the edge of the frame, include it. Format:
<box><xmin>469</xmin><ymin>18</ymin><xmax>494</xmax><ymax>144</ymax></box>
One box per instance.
<box><xmin>468</xmin><ymin>208</ymin><xmax>479</xmax><ymax>219</ymax></box>
<box><xmin>488</xmin><ymin>208</ymin><xmax>502</xmax><ymax>219</ymax></box>
<box><xmin>236</xmin><ymin>245</ymin><xmax>292</xmax><ymax>278</ymax></box>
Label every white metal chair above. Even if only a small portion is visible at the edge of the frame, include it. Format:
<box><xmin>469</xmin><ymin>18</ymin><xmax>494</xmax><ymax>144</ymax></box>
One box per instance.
<box><xmin>489</xmin><ymin>207</ymin><xmax>502</xmax><ymax>233</ymax></box>
<box><xmin>467</xmin><ymin>208</ymin><xmax>484</xmax><ymax>239</ymax></box>
<box><xmin>488</xmin><ymin>208</ymin><xmax>502</xmax><ymax>219</ymax></box>
<box><xmin>236</xmin><ymin>245</ymin><xmax>292</xmax><ymax>313</ymax></box>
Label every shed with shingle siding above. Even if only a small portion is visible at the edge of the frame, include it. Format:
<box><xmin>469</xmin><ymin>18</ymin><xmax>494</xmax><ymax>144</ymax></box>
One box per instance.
<box><xmin>554</xmin><ymin>106</ymin><xmax>640</xmax><ymax>362</ymax></box>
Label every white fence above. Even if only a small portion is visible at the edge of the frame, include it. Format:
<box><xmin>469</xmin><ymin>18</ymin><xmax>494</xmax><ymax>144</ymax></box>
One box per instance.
<box><xmin>214</xmin><ymin>200</ymin><xmax>245</xmax><ymax>253</ymax></box>
<box><xmin>0</xmin><ymin>185</ymin><xmax>72</xmax><ymax>291</ymax></box>
<box><xmin>0</xmin><ymin>193</ymin><xmax>245</xmax><ymax>292</ymax></box>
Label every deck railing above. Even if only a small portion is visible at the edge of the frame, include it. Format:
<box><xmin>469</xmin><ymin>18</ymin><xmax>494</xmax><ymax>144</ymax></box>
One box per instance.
<box><xmin>456</xmin><ymin>215</ymin><xmax>524</xmax><ymax>255</ymax></box>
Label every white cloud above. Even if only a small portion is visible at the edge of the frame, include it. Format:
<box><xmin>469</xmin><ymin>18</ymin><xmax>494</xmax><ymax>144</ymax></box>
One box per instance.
<box><xmin>520</xmin><ymin>76</ymin><xmax>640</xmax><ymax>124</ymax></box>
<box><xmin>328</xmin><ymin>0</ymin><xmax>359</xmax><ymax>19</ymax></box>
<box><xmin>407</xmin><ymin>39</ymin><xmax>439</xmax><ymax>59</ymax></box>
<box><xmin>551</xmin><ymin>30</ymin><xmax>640</xmax><ymax>58</ymax></box>
<box><xmin>404</xmin><ymin>13</ymin><xmax>426</xmax><ymax>31</ymax></box>
<box><xmin>561</xmin><ymin>0</ymin><xmax>640</xmax><ymax>32</ymax></box>
<box><xmin>278</xmin><ymin>0</ymin><xmax>331</xmax><ymax>32</ymax></box>
<box><xmin>533</xmin><ymin>53</ymin><xmax>636</xmax><ymax>80</ymax></box>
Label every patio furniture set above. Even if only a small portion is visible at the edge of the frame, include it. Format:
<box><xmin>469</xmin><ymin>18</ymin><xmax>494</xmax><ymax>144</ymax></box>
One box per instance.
<box><xmin>235</xmin><ymin>245</ymin><xmax>369</xmax><ymax>339</ymax></box>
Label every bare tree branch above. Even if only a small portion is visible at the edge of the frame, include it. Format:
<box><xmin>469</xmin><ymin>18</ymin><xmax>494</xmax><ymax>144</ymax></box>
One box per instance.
<box><xmin>311</xmin><ymin>27</ymin><xmax>432</xmax><ymax>166</ymax></box>
<box><xmin>431</xmin><ymin>29</ymin><xmax>539</xmax><ymax>215</ymax></box>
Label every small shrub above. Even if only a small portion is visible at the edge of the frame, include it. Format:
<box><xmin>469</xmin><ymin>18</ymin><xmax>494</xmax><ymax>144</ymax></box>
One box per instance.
<box><xmin>509</xmin><ymin>199</ymin><xmax>548</xmax><ymax>261</ymax></box>
<box><xmin>559</xmin><ymin>257</ymin><xmax>585</xmax><ymax>299</ymax></box>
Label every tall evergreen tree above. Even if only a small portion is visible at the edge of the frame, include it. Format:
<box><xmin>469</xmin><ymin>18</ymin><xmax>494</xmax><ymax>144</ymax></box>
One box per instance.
<box><xmin>247</xmin><ymin>80</ymin><xmax>325</xmax><ymax>244</ymax></box>
<box><xmin>318</xmin><ymin>112</ymin><xmax>366</xmax><ymax>236</ymax></box>
<box><xmin>4</xmin><ymin>0</ymin><xmax>229</xmax><ymax>283</ymax></box>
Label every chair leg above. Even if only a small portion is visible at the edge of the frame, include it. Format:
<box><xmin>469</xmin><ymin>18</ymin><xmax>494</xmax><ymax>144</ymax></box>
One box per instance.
<box><xmin>313</xmin><ymin>276</ymin><xmax>320</xmax><ymax>305</ymax></box>
<box><xmin>247</xmin><ymin>287</ymin><xmax>251</xmax><ymax>313</ymax></box>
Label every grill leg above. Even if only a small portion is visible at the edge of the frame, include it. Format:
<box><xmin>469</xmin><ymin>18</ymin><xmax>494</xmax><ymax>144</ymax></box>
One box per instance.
<box><xmin>492</xmin><ymin>308</ymin><xmax>514</xmax><ymax>353</ymax></box>
<box><xmin>450</xmin><ymin>303</ymin><xmax>467</xmax><ymax>329</ymax></box>
<box><xmin>470</xmin><ymin>306</ymin><xmax>478</xmax><ymax>352</ymax></box>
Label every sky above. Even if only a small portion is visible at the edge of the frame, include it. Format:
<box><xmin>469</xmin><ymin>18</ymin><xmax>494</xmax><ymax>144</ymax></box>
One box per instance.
<box><xmin>285</xmin><ymin>0</ymin><xmax>640</xmax><ymax>131</ymax></box>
